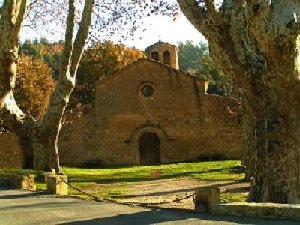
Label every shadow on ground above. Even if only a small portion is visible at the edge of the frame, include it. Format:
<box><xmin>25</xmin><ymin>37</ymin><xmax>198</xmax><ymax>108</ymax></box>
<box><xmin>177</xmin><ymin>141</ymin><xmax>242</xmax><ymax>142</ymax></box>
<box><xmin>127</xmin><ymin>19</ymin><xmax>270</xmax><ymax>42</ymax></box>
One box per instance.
<box><xmin>59</xmin><ymin>208</ymin><xmax>298</xmax><ymax>225</ymax></box>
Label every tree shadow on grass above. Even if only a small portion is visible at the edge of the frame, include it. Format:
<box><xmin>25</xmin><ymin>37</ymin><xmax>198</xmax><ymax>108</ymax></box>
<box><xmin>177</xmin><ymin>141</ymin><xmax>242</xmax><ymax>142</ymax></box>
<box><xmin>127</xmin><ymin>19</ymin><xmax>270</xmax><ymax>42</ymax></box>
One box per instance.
<box><xmin>67</xmin><ymin>169</ymin><xmax>243</xmax><ymax>184</ymax></box>
<box><xmin>114</xmin><ymin>181</ymin><xmax>244</xmax><ymax>199</ymax></box>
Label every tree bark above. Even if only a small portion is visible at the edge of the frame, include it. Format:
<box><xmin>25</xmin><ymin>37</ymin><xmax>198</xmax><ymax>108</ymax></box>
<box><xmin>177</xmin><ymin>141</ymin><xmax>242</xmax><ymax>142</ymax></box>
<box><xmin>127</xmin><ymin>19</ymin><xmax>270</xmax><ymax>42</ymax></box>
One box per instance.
<box><xmin>178</xmin><ymin>0</ymin><xmax>300</xmax><ymax>203</ymax></box>
<box><xmin>0</xmin><ymin>0</ymin><xmax>28</xmax><ymax>105</ymax></box>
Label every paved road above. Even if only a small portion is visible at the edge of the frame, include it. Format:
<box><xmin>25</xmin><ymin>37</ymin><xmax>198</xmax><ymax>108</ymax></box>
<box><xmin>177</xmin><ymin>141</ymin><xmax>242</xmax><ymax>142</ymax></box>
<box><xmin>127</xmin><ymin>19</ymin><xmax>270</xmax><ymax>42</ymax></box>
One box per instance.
<box><xmin>0</xmin><ymin>188</ymin><xmax>299</xmax><ymax>225</ymax></box>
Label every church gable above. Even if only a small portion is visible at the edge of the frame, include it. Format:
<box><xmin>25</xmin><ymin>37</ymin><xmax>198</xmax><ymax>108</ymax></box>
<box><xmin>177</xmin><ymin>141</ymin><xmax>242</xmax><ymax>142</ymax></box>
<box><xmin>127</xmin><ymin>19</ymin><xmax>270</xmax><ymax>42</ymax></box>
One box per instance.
<box><xmin>95</xmin><ymin>58</ymin><xmax>207</xmax><ymax>121</ymax></box>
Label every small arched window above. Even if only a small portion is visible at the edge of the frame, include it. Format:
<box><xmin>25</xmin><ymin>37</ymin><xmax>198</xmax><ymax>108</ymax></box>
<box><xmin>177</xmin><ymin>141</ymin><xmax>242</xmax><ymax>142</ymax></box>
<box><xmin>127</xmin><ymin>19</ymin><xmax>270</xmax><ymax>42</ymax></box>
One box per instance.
<box><xmin>163</xmin><ymin>50</ymin><xmax>171</xmax><ymax>65</ymax></box>
<box><xmin>151</xmin><ymin>51</ymin><xmax>159</xmax><ymax>61</ymax></box>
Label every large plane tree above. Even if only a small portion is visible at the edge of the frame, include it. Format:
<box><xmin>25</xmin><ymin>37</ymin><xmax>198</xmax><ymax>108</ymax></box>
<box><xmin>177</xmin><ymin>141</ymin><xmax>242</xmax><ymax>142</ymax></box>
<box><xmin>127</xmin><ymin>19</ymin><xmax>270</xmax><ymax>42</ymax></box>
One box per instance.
<box><xmin>178</xmin><ymin>0</ymin><xmax>300</xmax><ymax>203</ymax></box>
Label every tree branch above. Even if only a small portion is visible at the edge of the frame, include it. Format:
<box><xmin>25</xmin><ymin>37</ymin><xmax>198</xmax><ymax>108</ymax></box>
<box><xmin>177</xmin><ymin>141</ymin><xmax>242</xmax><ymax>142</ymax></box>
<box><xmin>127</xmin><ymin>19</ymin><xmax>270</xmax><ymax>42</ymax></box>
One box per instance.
<box><xmin>204</xmin><ymin>0</ymin><xmax>219</xmax><ymax>21</ymax></box>
<box><xmin>60</xmin><ymin>0</ymin><xmax>75</xmax><ymax>77</ymax></box>
<box><xmin>0</xmin><ymin>0</ymin><xmax>28</xmax><ymax>104</ymax></box>
<box><xmin>177</xmin><ymin>0</ymin><xmax>211</xmax><ymax>37</ymax></box>
<box><xmin>1</xmin><ymin>91</ymin><xmax>34</xmax><ymax>133</ymax></box>
<box><xmin>70</xmin><ymin>0</ymin><xmax>95</xmax><ymax>77</ymax></box>
<box><xmin>15</xmin><ymin>0</ymin><xmax>29</xmax><ymax>31</ymax></box>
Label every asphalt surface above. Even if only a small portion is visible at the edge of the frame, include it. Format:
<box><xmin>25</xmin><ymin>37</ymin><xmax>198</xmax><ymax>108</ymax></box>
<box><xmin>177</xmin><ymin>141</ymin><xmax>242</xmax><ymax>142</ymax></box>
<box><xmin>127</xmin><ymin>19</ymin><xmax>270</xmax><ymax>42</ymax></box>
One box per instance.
<box><xmin>0</xmin><ymin>187</ymin><xmax>299</xmax><ymax>225</ymax></box>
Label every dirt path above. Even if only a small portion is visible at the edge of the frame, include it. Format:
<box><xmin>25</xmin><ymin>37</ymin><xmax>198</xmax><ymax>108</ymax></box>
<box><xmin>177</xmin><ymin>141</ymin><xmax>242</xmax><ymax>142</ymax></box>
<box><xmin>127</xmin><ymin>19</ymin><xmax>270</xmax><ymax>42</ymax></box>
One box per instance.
<box><xmin>85</xmin><ymin>177</ymin><xmax>250</xmax><ymax>210</ymax></box>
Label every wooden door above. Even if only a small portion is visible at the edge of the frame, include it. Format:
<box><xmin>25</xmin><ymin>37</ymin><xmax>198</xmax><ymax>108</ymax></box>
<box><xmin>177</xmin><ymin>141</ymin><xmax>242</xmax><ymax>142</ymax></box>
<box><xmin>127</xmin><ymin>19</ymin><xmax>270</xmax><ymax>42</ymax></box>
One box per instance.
<box><xmin>139</xmin><ymin>132</ymin><xmax>160</xmax><ymax>165</ymax></box>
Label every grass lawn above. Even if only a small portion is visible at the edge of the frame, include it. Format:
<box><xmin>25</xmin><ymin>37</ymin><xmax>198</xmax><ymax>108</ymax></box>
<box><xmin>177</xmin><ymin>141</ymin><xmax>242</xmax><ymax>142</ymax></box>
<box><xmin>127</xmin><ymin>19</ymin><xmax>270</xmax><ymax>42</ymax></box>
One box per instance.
<box><xmin>0</xmin><ymin>160</ymin><xmax>247</xmax><ymax>203</ymax></box>
<box><xmin>63</xmin><ymin>160</ymin><xmax>244</xmax><ymax>183</ymax></box>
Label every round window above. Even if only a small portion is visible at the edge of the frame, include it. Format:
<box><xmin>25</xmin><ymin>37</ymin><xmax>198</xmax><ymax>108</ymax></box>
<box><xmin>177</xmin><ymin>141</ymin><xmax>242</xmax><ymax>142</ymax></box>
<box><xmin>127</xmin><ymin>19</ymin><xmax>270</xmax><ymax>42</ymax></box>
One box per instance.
<box><xmin>142</xmin><ymin>85</ymin><xmax>154</xmax><ymax>97</ymax></box>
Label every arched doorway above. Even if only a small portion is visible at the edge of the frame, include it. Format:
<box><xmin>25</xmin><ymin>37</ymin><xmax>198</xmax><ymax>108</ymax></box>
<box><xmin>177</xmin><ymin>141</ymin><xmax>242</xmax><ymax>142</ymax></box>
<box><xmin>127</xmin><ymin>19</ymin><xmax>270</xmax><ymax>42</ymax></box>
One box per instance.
<box><xmin>139</xmin><ymin>132</ymin><xmax>160</xmax><ymax>165</ymax></box>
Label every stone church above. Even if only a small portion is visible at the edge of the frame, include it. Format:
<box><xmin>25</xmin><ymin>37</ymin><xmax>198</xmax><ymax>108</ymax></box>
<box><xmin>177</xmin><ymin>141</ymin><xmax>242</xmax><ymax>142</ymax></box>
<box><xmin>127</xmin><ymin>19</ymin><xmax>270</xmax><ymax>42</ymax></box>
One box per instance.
<box><xmin>0</xmin><ymin>42</ymin><xmax>242</xmax><ymax>168</ymax></box>
<box><xmin>58</xmin><ymin>42</ymin><xmax>242</xmax><ymax>166</ymax></box>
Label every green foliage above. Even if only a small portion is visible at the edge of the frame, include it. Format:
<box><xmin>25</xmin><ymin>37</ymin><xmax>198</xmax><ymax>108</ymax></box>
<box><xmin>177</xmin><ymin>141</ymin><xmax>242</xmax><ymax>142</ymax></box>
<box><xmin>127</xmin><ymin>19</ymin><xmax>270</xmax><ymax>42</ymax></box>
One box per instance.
<box><xmin>178</xmin><ymin>40</ymin><xmax>224</xmax><ymax>84</ymax></box>
<box><xmin>20</xmin><ymin>39</ymin><xmax>63</xmax><ymax>79</ymax></box>
<box><xmin>197</xmin><ymin>55</ymin><xmax>229</xmax><ymax>95</ymax></box>
<box><xmin>178</xmin><ymin>40</ymin><xmax>208</xmax><ymax>72</ymax></box>
<box><xmin>178</xmin><ymin>41</ymin><xmax>239</xmax><ymax>97</ymax></box>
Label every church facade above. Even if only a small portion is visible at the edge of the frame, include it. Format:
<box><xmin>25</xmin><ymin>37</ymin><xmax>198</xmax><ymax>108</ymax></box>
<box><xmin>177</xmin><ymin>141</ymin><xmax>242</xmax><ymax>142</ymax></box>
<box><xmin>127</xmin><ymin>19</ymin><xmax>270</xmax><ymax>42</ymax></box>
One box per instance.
<box><xmin>58</xmin><ymin>42</ymin><xmax>242</xmax><ymax>166</ymax></box>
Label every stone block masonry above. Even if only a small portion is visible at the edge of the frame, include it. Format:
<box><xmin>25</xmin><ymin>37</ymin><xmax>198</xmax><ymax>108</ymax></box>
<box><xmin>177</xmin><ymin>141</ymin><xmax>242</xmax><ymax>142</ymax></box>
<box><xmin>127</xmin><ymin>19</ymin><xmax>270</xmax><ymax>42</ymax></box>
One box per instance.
<box><xmin>212</xmin><ymin>202</ymin><xmax>300</xmax><ymax>221</ymax></box>
<box><xmin>59</xmin><ymin>59</ymin><xmax>242</xmax><ymax>166</ymax></box>
<box><xmin>194</xmin><ymin>187</ymin><xmax>220</xmax><ymax>213</ymax></box>
<box><xmin>194</xmin><ymin>187</ymin><xmax>300</xmax><ymax>220</ymax></box>
<box><xmin>9</xmin><ymin>174</ymin><xmax>36</xmax><ymax>191</ymax></box>
<box><xmin>0</xmin><ymin>133</ymin><xmax>23</xmax><ymax>169</ymax></box>
<box><xmin>47</xmin><ymin>175</ymin><xmax>68</xmax><ymax>195</ymax></box>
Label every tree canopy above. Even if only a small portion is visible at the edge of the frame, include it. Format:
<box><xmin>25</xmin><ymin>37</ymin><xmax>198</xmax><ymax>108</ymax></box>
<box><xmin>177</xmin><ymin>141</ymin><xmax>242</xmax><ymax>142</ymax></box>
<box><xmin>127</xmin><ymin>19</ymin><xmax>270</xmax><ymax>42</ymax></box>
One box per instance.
<box><xmin>178</xmin><ymin>40</ymin><xmax>208</xmax><ymax>72</ymax></box>
<box><xmin>20</xmin><ymin>39</ymin><xmax>63</xmax><ymax>79</ymax></box>
<box><xmin>77</xmin><ymin>40</ymin><xmax>144</xmax><ymax>85</ymax></box>
<box><xmin>15</xmin><ymin>55</ymin><xmax>55</xmax><ymax>119</ymax></box>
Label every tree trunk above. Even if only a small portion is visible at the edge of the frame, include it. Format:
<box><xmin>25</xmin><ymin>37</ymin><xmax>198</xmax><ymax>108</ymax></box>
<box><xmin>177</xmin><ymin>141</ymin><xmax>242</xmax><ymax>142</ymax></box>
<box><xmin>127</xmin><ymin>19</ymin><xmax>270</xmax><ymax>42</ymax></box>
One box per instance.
<box><xmin>0</xmin><ymin>1</ymin><xmax>27</xmax><ymax>104</ymax></box>
<box><xmin>241</xmin><ymin>95</ymin><xmax>256</xmax><ymax>181</ymax></box>
<box><xmin>249</xmin><ymin>114</ymin><xmax>300</xmax><ymax>203</ymax></box>
<box><xmin>0</xmin><ymin>0</ymin><xmax>37</xmax><ymax>170</ymax></box>
<box><xmin>178</xmin><ymin>0</ymin><xmax>300</xmax><ymax>203</ymax></box>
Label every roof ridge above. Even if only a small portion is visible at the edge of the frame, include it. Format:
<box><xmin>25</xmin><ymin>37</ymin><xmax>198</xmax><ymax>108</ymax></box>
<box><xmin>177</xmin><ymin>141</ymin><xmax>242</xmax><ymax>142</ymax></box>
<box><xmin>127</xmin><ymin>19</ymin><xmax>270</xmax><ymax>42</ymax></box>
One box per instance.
<box><xmin>95</xmin><ymin>58</ymin><xmax>207</xmax><ymax>85</ymax></box>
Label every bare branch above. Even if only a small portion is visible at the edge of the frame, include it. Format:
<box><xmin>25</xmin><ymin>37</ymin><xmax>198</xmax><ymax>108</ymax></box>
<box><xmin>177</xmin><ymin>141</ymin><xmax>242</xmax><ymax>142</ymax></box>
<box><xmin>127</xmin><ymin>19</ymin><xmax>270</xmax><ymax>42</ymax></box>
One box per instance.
<box><xmin>70</xmin><ymin>0</ymin><xmax>95</xmax><ymax>76</ymax></box>
<box><xmin>15</xmin><ymin>0</ymin><xmax>29</xmax><ymax>32</ymax></box>
<box><xmin>60</xmin><ymin>0</ymin><xmax>75</xmax><ymax>76</ymax></box>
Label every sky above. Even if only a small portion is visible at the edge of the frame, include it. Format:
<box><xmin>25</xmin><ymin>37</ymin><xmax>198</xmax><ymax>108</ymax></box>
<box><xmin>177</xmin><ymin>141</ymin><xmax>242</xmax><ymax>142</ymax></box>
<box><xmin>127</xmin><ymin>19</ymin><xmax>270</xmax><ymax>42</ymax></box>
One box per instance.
<box><xmin>0</xmin><ymin>0</ymin><xmax>206</xmax><ymax>50</ymax></box>
<box><xmin>115</xmin><ymin>14</ymin><xmax>206</xmax><ymax>50</ymax></box>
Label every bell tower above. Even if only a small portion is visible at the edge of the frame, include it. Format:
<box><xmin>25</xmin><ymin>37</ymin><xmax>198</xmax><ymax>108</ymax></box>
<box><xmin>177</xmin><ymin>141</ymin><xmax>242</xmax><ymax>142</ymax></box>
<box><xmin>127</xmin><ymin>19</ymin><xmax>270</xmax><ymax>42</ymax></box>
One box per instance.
<box><xmin>145</xmin><ymin>42</ymin><xmax>179</xmax><ymax>70</ymax></box>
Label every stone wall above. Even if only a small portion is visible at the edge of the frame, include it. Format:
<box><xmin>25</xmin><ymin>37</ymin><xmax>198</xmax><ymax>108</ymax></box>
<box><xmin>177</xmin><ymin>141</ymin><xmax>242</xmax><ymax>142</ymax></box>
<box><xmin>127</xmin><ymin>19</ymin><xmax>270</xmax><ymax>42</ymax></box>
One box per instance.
<box><xmin>59</xmin><ymin>59</ymin><xmax>242</xmax><ymax>166</ymax></box>
<box><xmin>194</xmin><ymin>187</ymin><xmax>300</xmax><ymax>220</ymax></box>
<box><xmin>0</xmin><ymin>133</ymin><xmax>23</xmax><ymax>168</ymax></box>
<box><xmin>58</xmin><ymin>104</ymin><xmax>92</xmax><ymax>165</ymax></box>
<box><xmin>145</xmin><ymin>42</ymin><xmax>179</xmax><ymax>69</ymax></box>
<box><xmin>213</xmin><ymin>202</ymin><xmax>300</xmax><ymax>220</ymax></box>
